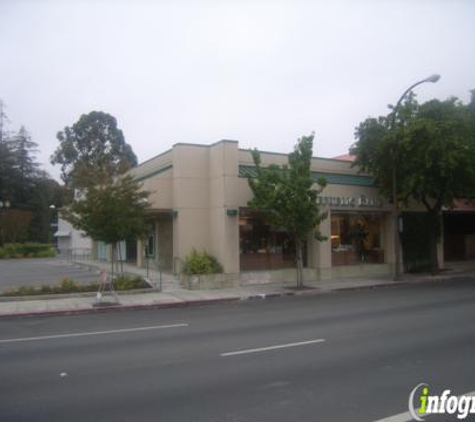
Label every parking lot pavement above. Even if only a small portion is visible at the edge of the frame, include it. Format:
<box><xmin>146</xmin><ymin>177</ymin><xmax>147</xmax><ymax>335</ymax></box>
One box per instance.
<box><xmin>0</xmin><ymin>258</ymin><xmax>101</xmax><ymax>290</ymax></box>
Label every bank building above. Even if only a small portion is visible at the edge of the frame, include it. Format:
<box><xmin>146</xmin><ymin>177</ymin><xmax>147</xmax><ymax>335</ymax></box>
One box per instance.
<box><xmin>56</xmin><ymin>140</ymin><xmax>475</xmax><ymax>286</ymax></box>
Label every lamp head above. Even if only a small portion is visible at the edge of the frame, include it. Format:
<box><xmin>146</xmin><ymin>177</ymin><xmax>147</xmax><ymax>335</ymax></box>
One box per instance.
<box><xmin>426</xmin><ymin>74</ymin><xmax>441</xmax><ymax>83</ymax></box>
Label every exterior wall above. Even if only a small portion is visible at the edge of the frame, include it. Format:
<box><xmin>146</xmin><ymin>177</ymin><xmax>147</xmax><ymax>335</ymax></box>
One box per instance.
<box><xmin>56</xmin><ymin>218</ymin><xmax>92</xmax><ymax>253</ymax></box>
<box><xmin>57</xmin><ymin>237</ymin><xmax>70</xmax><ymax>252</ymax></box>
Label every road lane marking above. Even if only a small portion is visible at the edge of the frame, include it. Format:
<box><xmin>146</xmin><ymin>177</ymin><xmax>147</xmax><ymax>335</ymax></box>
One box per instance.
<box><xmin>0</xmin><ymin>323</ymin><xmax>189</xmax><ymax>344</ymax></box>
<box><xmin>373</xmin><ymin>389</ymin><xmax>475</xmax><ymax>422</ymax></box>
<box><xmin>220</xmin><ymin>339</ymin><xmax>326</xmax><ymax>357</ymax></box>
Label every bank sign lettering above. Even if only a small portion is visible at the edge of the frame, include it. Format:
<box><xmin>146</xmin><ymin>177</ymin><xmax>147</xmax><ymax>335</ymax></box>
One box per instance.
<box><xmin>316</xmin><ymin>195</ymin><xmax>383</xmax><ymax>208</ymax></box>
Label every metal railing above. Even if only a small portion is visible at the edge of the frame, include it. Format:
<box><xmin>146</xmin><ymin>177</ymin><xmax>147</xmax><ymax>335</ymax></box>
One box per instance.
<box><xmin>59</xmin><ymin>248</ymin><xmax>93</xmax><ymax>263</ymax></box>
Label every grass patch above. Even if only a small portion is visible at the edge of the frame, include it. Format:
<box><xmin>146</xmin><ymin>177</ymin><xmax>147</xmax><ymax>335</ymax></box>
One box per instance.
<box><xmin>1</xmin><ymin>275</ymin><xmax>150</xmax><ymax>297</ymax></box>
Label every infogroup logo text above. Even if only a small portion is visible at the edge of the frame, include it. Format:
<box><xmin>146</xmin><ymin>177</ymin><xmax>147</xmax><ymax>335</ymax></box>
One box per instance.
<box><xmin>409</xmin><ymin>383</ymin><xmax>475</xmax><ymax>420</ymax></box>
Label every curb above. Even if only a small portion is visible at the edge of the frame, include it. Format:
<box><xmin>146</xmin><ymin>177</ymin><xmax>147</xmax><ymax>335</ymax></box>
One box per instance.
<box><xmin>0</xmin><ymin>297</ymin><xmax>241</xmax><ymax>320</ymax></box>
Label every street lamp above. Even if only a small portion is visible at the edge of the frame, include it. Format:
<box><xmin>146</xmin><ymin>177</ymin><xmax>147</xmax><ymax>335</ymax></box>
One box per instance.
<box><xmin>391</xmin><ymin>74</ymin><xmax>440</xmax><ymax>281</ymax></box>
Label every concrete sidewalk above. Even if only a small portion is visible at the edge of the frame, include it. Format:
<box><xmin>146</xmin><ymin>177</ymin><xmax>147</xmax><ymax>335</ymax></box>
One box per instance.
<box><xmin>1</xmin><ymin>262</ymin><xmax>473</xmax><ymax>318</ymax></box>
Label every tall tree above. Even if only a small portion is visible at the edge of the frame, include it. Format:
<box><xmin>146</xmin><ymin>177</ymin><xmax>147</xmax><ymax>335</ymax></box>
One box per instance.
<box><xmin>10</xmin><ymin>126</ymin><xmax>39</xmax><ymax>204</ymax></box>
<box><xmin>351</xmin><ymin>95</ymin><xmax>475</xmax><ymax>273</ymax></box>
<box><xmin>0</xmin><ymin>100</ymin><xmax>16</xmax><ymax>202</ymax></box>
<box><xmin>51</xmin><ymin>111</ymin><xmax>138</xmax><ymax>189</ymax></box>
<box><xmin>246</xmin><ymin>134</ymin><xmax>327</xmax><ymax>287</ymax></box>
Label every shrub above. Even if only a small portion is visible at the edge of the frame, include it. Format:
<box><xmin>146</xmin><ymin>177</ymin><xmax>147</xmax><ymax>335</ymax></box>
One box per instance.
<box><xmin>183</xmin><ymin>249</ymin><xmax>223</xmax><ymax>275</ymax></box>
<box><xmin>113</xmin><ymin>275</ymin><xmax>148</xmax><ymax>291</ymax></box>
<box><xmin>0</xmin><ymin>243</ymin><xmax>56</xmax><ymax>259</ymax></box>
<box><xmin>59</xmin><ymin>278</ymin><xmax>79</xmax><ymax>292</ymax></box>
<box><xmin>1</xmin><ymin>274</ymin><xmax>148</xmax><ymax>297</ymax></box>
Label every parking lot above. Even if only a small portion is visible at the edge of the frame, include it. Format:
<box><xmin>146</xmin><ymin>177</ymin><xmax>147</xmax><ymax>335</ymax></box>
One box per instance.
<box><xmin>0</xmin><ymin>258</ymin><xmax>101</xmax><ymax>291</ymax></box>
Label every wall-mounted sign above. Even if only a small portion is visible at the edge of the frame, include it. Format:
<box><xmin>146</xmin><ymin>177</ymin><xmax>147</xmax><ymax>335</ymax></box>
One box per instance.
<box><xmin>316</xmin><ymin>195</ymin><xmax>383</xmax><ymax>208</ymax></box>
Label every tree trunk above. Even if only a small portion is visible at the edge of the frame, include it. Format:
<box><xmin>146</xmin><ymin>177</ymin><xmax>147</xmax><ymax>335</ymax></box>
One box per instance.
<box><xmin>428</xmin><ymin>210</ymin><xmax>440</xmax><ymax>275</ymax></box>
<box><xmin>110</xmin><ymin>242</ymin><xmax>115</xmax><ymax>280</ymax></box>
<box><xmin>296</xmin><ymin>237</ymin><xmax>304</xmax><ymax>288</ymax></box>
<box><xmin>117</xmin><ymin>241</ymin><xmax>124</xmax><ymax>275</ymax></box>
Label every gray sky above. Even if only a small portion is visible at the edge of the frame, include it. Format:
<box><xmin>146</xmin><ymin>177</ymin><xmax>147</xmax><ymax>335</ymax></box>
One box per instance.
<box><xmin>1</xmin><ymin>0</ymin><xmax>474</xmax><ymax>180</ymax></box>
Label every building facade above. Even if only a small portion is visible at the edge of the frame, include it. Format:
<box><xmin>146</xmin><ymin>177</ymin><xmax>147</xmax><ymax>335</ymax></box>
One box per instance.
<box><xmin>124</xmin><ymin>139</ymin><xmax>432</xmax><ymax>283</ymax></box>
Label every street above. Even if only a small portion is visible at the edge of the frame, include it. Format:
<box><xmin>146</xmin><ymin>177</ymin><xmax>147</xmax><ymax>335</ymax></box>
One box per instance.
<box><xmin>1</xmin><ymin>280</ymin><xmax>475</xmax><ymax>421</ymax></box>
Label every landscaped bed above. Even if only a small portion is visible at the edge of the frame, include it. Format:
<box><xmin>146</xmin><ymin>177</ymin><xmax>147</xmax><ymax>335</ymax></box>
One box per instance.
<box><xmin>1</xmin><ymin>275</ymin><xmax>150</xmax><ymax>297</ymax></box>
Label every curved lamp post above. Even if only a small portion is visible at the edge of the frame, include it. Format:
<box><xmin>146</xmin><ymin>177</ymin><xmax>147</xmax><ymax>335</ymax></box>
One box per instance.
<box><xmin>391</xmin><ymin>74</ymin><xmax>440</xmax><ymax>281</ymax></box>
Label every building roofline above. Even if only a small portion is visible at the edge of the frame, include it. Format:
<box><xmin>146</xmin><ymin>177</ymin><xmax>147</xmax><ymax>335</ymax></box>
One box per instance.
<box><xmin>173</xmin><ymin>139</ymin><xmax>239</xmax><ymax>148</ymax></box>
<box><xmin>238</xmin><ymin>148</ymin><xmax>354</xmax><ymax>164</ymax></box>
<box><xmin>135</xmin><ymin>148</ymin><xmax>172</xmax><ymax>168</ymax></box>
<box><xmin>137</xmin><ymin>140</ymin><xmax>352</xmax><ymax>168</ymax></box>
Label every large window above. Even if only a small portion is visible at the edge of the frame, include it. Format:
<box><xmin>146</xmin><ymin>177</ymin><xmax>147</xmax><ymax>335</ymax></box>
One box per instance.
<box><xmin>239</xmin><ymin>209</ymin><xmax>305</xmax><ymax>271</ymax></box>
<box><xmin>331</xmin><ymin>213</ymin><xmax>384</xmax><ymax>266</ymax></box>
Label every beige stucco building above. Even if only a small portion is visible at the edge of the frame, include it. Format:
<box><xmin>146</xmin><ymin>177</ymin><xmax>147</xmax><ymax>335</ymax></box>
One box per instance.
<box><xmin>123</xmin><ymin>139</ymin><xmax>416</xmax><ymax>284</ymax></box>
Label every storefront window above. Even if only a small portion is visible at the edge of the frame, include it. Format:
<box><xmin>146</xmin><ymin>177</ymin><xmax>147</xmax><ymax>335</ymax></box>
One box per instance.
<box><xmin>331</xmin><ymin>213</ymin><xmax>384</xmax><ymax>266</ymax></box>
<box><xmin>239</xmin><ymin>209</ymin><xmax>306</xmax><ymax>271</ymax></box>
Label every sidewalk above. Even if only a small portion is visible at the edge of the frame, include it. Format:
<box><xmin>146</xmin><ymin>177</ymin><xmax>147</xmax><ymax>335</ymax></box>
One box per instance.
<box><xmin>1</xmin><ymin>261</ymin><xmax>474</xmax><ymax>318</ymax></box>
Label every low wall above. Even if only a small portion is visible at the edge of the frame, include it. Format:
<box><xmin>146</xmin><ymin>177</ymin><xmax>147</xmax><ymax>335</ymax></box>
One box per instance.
<box><xmin>181</xmin><ymin>273</ymin><xmax>240</xmax><ymax>290</ymax></box>
<box><xmin>329</xmin><ymin>264</ymin><xmax>391</xmax><ymax>279</ymax></box>
<box><xmin>239</xmin><ymin>268</ymin><xmax>318</xmax><ymax>286</ymax></box>
<box><xmin>181</xmin><ymin>264</ymin><xmax>391</xmax><ymax>290</ymax></box>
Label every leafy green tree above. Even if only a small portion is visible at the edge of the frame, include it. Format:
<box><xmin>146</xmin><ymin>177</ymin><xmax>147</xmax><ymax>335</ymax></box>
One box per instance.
<box><xmin>351</xmin><ymin>95</ymin><xmax>475</xmax><ymax>273</ymax></box>
<box><xmin>65</xmin><ymin>175</ymin><xmax>150</xmax><ymax>276</ymax></box>
<box><xmin>51</xmin><ymin>111</ymin><xmax>138</xmax><ymax>189</ymax></box>
<box><xmin>246</xmin><ymin>134</ymin><xmax>327</xmax><ymax>287</ymax></box>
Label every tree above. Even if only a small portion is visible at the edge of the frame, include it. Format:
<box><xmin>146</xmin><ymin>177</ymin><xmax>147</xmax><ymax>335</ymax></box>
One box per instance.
<box><xmin>246</xmin><ymin>134</ymin><xmax>327</xmax><ymax>287</ymax></box>
<box><xmin>65</xmin><ymin>175</ymin><xmax>150</xmax><ymax>276</ymax></box>
<box><xmin>10</xmin><ymin>126</ymin><xmax>39</xmax><ymax>204</ymax></box>
<box><xmin>0</xmin><ymin>100</ymin><xmax>64</xmax><ymax>244</ymax></box>
<box><xmin>51</xmin><ymin>111</ymin><xmax>138</xmax><ymax>189</ymax></box>
<box><xmin>0</xmin><ymin>100</ymin><xmax>16</xmax><ymax>202</ymax></box>
<box><xmin>351</xmin><ymin>94</ymin><xmax>475</xmax><ymax>273</ymax></box>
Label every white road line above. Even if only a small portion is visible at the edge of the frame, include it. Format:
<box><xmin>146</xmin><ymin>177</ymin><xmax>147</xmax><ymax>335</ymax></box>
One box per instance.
<box><xmin>373</xmin><ymin>390</ymin><xmax>475</xmax><ymax>422</ymax></box>
<box><xmin>220</xmin><ymin>339</ymin><xmax>326</xmax><ymax>357</ymax></box>
<box><xmin>0</xmin><ymin>323</ymin><xmax>189</xmax><ymax>344</ymax></box>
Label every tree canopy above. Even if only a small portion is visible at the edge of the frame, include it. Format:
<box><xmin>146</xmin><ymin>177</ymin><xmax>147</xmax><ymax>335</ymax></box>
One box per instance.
<box><xmin>351</xmin><ymin>93</ymin><xmax>475</xmax><ymax>272</ymax></box>
<box><xmin>247</xmin><ymin>133</ymin><xmax>327</xmax><ymax>287</ymax></box>
<box><xmin>66</xmin><ymin>175</ymin><xmax>150</xmax><ymax>245</ymax></box>
<box><xmin>0</xmin><ymin>100</ymin><xmax>64</xmax><ymax>244</ymax></box>
<box><xmin>51</xmin><ymin>111</ymin><xmax>138</xmax><ymax>189</ymax></box>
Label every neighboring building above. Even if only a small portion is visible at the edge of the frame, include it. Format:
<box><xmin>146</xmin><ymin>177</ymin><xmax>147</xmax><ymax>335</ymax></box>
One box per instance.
<box><xmin>54</xmin><ymin>216</ymin><xmax>92</xmax><ymax>255</ymax></box>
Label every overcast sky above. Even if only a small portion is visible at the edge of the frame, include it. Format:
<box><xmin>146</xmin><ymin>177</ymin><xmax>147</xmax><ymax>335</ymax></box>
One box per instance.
<box><xmin>1</xmin><ymin>0</ymin><xmax>474</xmax><ymax>180</ymax></box>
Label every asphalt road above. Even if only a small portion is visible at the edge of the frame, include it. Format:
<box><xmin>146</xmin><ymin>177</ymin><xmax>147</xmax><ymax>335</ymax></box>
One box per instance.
<box><xmin>1</xmin><ymin>280</ymin><xmax>475</xmax><ymax>421</ymax></box>
<box><xmin>0</xmin><ymin>258</ymin><xmax>101</xmax><ymax>290</ymax></box>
